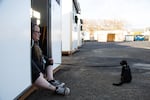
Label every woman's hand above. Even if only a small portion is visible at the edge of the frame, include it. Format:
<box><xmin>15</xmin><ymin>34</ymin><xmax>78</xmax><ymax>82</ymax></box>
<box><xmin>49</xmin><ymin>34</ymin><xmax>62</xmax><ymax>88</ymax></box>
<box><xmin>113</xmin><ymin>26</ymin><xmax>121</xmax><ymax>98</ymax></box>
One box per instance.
<box><xmin>48</xmin><ymin>58</ymin><xmax>53</xmax><ymax>65</ymax></box>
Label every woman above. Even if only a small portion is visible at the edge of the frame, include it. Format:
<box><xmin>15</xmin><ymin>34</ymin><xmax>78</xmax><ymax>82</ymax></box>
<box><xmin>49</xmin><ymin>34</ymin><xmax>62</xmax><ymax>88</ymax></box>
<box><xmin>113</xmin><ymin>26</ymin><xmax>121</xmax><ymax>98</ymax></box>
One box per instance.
<box><xmin>31</xmin><ymin>24</ymin><xmax>70</xmax><ymax>95</ymax></box>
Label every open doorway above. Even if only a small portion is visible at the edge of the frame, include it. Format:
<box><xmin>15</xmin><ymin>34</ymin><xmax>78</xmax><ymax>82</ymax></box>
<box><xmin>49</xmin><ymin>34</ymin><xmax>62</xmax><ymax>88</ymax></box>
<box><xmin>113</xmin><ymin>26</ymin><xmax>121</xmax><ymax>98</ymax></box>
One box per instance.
<box><xmin>31</xmin><ymin>0</ymin><xmax>62</xmax><ymax>70</ymax></box>
<box><xmin>31</xmin><ymin>0</ymin><xmax>51</xmax><ymax>57</ymax></box>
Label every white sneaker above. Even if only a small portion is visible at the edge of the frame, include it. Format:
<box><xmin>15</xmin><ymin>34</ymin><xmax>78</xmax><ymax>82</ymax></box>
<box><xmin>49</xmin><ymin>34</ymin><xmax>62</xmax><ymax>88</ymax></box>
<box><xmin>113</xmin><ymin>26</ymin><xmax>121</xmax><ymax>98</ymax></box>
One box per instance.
<box><xmin>49</xmin><ymin>80</ymin><xmax>65</xmax><ymax>87</ymax></box>
<box><xmin>55</xmin><ymin>87</ymin><xmax>70</xmax><ymax>96</ymax></box>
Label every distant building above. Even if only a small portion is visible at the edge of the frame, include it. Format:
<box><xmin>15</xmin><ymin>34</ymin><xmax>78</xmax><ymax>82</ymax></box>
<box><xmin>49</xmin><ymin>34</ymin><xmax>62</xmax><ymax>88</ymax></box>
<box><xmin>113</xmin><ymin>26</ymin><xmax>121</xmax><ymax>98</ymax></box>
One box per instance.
<box><xmin>62</xmin><ymin>0</ymin><xmax>82</xmax><ymax>55</ymax></box>
<box><xmin>93</xmin><ymin>30</ymin><xmax>128</xmax><ymax>42</ymax></box>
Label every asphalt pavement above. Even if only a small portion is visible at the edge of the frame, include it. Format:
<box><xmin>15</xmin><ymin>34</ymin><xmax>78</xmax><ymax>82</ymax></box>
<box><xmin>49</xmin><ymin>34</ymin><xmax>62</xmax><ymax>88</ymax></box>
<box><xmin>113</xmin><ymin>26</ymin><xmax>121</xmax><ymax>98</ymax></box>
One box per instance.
<box><xmin>26</xmin><ymin>41</ymin><xmax>150</xmax><ymax>100</ymax></box>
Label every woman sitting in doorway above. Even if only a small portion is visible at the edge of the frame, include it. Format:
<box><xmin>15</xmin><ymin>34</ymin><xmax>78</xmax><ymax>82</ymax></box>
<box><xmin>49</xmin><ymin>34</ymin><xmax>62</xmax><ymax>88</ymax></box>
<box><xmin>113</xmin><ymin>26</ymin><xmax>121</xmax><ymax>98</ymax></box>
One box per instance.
<box><xmin>31</xmin><ymin>24</ymin><xmax>70</xmax><ymax>96</ymax></box>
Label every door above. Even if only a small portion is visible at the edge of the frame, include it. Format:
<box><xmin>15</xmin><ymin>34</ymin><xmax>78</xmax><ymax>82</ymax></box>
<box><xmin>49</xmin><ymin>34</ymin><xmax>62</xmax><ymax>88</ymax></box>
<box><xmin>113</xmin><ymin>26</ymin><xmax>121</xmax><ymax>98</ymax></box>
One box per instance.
<box><xmin>107</xmin><ymin>34</ymin><xmax>115</xmax><ymax>42</ymax></box>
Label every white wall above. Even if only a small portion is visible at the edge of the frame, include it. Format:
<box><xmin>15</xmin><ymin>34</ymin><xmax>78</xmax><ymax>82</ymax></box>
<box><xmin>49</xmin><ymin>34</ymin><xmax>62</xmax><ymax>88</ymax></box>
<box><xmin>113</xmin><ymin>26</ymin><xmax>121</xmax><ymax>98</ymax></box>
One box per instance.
<box><xmin>62</xmin><ymin>0</ymin><xmax>81</xmax><ymax>53</ymax></box>
<box><xmin>62</xmin><ymin>0</ymin><xmax>72</xmax><ymax>52</ymax></box>
<box><xmin>72</xmin><ymin>24</ymin><xmax>78</xmax><ymax>51</ymax></box>
<box><xmin>77</xmin><ymin>14</ymin><xmax>82</xmax><ymax>47</ymax></box>
<box><xmin>72</xmin><ymin>3</ymin><xmax>78</xmax><ymax>51</ymax></box>
<box><xmin>97</xmin><ymin>31</ymin><xmax>107</xmax><ymax>42</ymax></box>
<box><xmin>0</xmin><ymin>0</ymin><xmax>31</xmax><ymax>99</ymax></box>
<box><xmin>51</xmin><ymin>0</ymin><xmax>62</xmax><ymax>69</ymax></box>
<box><xmin>84</xmin><ymin>32</ymin><xmax>90</xmax><ymax>40</ymax></box>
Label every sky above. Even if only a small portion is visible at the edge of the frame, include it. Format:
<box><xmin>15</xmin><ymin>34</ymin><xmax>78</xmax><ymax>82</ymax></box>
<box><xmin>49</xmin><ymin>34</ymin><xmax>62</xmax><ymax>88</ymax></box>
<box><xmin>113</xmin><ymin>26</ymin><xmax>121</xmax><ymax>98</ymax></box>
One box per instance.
<box><xmin>78</xmin><ymin>0</ymin><xmax>150</xmax><ymax>29</ymax></box>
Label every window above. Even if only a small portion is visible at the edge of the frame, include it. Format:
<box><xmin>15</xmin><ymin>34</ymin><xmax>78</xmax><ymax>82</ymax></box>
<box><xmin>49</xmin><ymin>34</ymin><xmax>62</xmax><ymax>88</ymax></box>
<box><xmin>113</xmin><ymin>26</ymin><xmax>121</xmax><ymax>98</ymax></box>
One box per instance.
<box><xmin>56</xmin><ymin>0</ymin><xmax>60</xmax><ymax>5</ymax></box>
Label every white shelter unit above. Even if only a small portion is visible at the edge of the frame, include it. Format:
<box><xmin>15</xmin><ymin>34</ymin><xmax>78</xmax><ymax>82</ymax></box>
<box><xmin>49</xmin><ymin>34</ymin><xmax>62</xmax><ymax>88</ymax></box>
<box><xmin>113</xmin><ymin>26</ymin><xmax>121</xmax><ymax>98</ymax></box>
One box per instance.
<box><xmin>144</xmin><ymin>27</ymin><xmax>150</xmax><ymax>41</ymax></box>
<box><xmin>77</xmin><ymin>14</ymin><xmax>83</xmax><ymax>47</ymax></box>
<box><xmin>0</xmin><ymin>0</ymin><xmax>62</xmax><ymax>99</ymax></box>
<box><xmin>96</xmin><ymin>30</ymin><xmax>127</xmax><ymax>42</ymax></box>
<box><xmin>62</xmin><ymin>0</ymin><xmax>81</xmax><ymax>55</ymax></box>
<box><xmin>83</xmin><ymin>31</ymin><xmax>91</xmax><ymax>40</ymax></box>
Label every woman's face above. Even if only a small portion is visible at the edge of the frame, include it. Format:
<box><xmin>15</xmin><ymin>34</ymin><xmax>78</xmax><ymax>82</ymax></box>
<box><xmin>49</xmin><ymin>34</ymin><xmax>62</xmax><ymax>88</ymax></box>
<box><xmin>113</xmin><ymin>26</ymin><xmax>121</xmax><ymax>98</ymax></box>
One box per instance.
<box><xmin>32</xmin><ymin>25</ymin><xmax>41</xmax><ymax>41</ymax></box>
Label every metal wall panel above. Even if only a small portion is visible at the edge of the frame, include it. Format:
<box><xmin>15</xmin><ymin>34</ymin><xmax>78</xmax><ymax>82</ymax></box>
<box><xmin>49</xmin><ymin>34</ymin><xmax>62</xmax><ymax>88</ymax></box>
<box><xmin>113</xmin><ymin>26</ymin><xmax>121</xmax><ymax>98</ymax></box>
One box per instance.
<box><xmin>0</xmin><ymin>0</ymin><xmax>31</xmax><ymax>99</ymax></box>
<box><xmin>62</xmin><ymin>0</ymin><xmax>72</xmax><ymax>51</ymax></box>
<box><xmin>51</xmin><ymin>0</ymin><xmax>62</xmax><ymax>69</ymax></box>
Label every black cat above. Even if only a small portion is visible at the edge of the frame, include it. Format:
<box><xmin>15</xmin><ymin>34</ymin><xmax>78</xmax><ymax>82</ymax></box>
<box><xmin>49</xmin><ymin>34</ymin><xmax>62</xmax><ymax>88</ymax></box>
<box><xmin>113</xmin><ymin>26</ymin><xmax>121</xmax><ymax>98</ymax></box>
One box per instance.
<box><xmin>112</xmin><ymin>60</ymin><xmax>132</xmax><ymax>86</ymax></box>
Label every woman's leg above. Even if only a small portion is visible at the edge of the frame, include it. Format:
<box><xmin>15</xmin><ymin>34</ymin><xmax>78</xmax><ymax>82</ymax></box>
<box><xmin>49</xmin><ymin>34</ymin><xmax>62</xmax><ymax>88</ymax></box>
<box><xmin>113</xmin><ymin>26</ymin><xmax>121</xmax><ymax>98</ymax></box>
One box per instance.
<box><xmin>34</xmin><ymin>73</ymin><xmax>56</xmax><ymax>91</ymax></box>
<box><xmin>34</xmin><ymin>73</ymin><xmax>70</xmax><ymax>96</ymax></box>
<box><xmin>46</xmin><ymin>65</ymin><xmax>54</xmax><ymax>81</ymax></box>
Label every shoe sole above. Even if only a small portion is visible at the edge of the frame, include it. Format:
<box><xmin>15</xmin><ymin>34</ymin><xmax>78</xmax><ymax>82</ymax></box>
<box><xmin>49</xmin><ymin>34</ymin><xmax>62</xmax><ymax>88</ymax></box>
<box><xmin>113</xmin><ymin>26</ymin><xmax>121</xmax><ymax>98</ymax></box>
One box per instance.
<box><xmin>64</xmin><ymin>87</ymin><xmax>70</xmax><ymax>96</ymax></box>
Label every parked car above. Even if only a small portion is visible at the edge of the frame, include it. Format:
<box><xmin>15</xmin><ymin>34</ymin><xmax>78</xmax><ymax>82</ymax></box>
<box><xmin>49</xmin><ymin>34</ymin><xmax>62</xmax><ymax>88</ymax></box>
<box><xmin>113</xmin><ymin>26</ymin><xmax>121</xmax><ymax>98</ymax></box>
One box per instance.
<box><xmin>134</xmin><ymin>35</ymin><xmax>145</xmax><ymax>41</ymax></box>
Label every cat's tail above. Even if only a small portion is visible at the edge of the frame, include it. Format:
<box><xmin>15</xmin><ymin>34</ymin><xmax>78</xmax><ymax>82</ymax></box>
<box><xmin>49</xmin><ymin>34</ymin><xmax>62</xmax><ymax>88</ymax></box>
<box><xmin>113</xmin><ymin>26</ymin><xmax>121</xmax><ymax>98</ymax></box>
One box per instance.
<box><xmin>112</xmin><ymin>82</ymin><xmax>123</xmax><ymax>86</ymax></box>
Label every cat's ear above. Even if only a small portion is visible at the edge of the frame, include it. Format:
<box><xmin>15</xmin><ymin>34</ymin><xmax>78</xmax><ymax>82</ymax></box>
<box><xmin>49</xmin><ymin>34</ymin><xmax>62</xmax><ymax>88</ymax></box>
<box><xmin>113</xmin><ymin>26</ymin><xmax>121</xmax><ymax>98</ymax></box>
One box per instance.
<box><xmin>120</xmin><ymin>60</ymin><xmax>127</xmax><ymax>65</ymax></box>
